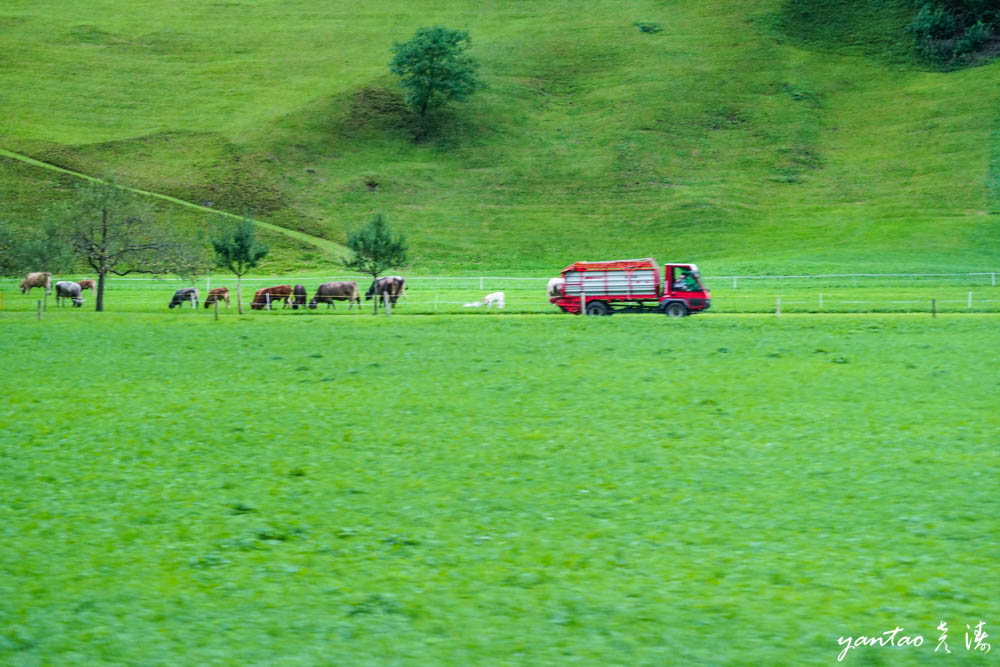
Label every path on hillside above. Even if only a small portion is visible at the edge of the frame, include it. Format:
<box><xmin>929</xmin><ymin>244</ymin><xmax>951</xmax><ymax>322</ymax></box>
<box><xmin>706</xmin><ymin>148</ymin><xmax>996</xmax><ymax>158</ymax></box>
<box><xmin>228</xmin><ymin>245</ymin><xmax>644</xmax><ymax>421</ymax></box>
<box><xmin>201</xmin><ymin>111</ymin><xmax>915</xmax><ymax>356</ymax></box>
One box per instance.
<box><xmin>0</xmin><ymin>148</ymin><xmax>347</xmax><ymax>257</ymax></box>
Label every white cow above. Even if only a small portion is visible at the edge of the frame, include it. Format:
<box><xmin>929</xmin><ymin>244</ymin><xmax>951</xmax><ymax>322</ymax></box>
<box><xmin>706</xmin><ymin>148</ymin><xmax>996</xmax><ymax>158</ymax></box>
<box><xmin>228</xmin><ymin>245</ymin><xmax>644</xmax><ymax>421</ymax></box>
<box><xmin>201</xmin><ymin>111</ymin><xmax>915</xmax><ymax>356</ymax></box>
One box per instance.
<box><xmin>483</xmin><ymin>292</ymin><xmax>505</xmax><ymax>309</ymax></box>
<box><xmin>547</xmin><ymin>277</ymin><xmax>565</xmax><ymax>297</ymax></box>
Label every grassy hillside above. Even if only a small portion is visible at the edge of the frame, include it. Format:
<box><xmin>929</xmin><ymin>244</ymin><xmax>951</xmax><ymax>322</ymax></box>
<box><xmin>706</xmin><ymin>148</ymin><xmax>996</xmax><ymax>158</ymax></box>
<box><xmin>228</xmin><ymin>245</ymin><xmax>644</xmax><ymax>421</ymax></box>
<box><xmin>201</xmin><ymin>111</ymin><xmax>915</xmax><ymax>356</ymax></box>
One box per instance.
<box><xmin>1</xmin><ymin>0</ymin><xmax>998</xmax><ymax>273</ymax></box>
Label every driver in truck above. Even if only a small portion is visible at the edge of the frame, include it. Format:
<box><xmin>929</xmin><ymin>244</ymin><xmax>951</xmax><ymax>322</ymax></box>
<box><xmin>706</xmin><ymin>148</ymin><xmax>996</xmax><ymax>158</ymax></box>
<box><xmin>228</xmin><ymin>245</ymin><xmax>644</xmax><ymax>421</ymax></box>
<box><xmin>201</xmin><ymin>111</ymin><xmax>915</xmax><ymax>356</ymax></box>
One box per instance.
<box><xmin>675</xmin><ymin>268</ymin><xmax>699</xmax><ymax>292</ymax></box>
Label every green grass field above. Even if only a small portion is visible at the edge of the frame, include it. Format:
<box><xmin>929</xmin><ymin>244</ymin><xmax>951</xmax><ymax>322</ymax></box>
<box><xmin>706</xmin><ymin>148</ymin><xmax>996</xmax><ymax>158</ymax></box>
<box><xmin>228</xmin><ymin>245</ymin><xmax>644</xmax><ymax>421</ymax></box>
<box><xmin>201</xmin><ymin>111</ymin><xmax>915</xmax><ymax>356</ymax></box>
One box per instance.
<box><xmin>1</xmin><ymin>313</ymin><xmax>997</xmax><ymax>663</ymax></box>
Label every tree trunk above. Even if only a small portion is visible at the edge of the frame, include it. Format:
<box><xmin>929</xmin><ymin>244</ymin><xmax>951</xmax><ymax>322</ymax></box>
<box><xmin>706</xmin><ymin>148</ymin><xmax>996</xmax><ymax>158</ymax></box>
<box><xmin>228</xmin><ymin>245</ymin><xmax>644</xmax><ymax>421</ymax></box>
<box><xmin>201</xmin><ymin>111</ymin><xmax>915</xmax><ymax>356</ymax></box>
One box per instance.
<box><xmin>95</xmin><ymin>208</ymin><xmax>109</xmax><ymax>312</ymax></box>
<box><xmin>236</xmin><ymin>275</ymin><xmax>243</xmax><ymax>315</ymax></box>
<box><xmin>96</xmin><ymin>270</ymin><xmax>107</xmax><ymax>312</ymax></box>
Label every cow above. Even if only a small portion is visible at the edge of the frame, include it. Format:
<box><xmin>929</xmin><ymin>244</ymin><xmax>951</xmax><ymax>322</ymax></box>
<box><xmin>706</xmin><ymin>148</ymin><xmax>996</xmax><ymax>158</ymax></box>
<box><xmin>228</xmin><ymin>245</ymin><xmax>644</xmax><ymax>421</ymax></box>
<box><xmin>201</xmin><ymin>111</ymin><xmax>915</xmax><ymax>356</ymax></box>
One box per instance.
<box><xmin>250</xmin><ymin>285</ymin><xmax>293</xmax><ymax>310</ymax></box>
<box><xmin>483</xmin><ymin>292</ymin><xmax>505</xmax><ymax>309</ymax></box>
<box><xmin>291</xmin><ymin>284</ymin><xmax>308</xmax><ymax>310</ymax></box>
<box><xmin>54</xmin><ymin>281</ymin><xmax>84</xmax><ymax>307</ymax></box>
<box><xmin>547</xmin><ymin>277</ymin><xmax>565</xmax><ymax>298</ymax></box>
<box><xmin>77</xmin><ymin>279</ymin><xmax>96</xmax><ymax>292</ymax></box>
<box><xmin>309</xmin><ymin>281</ymin><xmax>360</xmax><ymax>310</ymax></box>
<box><xmin>364</xmin><ymin>276</ymin><xmax>406</xmax><ymax>307</ymax></box>
<box><xmin>203</xmin><ymin>287</ymin><xmax>230</xmax><ymax>309</ymax></box>
<box><xmin>20</xmin><ymin>272</ymin><xmax>52</xmax><ymax>295</ymax></box>
<box><xmin>168</xmin><ymin>287</ymin><xmax>199</xmax><ymax>309</ymax></box>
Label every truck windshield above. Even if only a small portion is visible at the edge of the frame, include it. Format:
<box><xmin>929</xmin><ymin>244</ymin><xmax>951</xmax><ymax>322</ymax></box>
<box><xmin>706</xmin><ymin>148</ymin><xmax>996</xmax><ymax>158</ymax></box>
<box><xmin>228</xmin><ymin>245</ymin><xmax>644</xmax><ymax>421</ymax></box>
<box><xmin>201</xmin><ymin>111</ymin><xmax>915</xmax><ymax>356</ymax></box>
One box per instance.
<box><xmin>671</xmin><ymin>267</ymin><xmax>702</xmax><ymax>292</ymax></box>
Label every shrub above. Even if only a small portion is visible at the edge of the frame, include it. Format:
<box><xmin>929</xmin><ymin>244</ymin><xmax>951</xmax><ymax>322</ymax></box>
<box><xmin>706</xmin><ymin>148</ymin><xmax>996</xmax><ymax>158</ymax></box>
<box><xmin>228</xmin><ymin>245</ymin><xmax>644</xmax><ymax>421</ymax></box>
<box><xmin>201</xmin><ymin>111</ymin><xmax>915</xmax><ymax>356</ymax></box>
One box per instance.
<box><xmin>908</xmin><ymin>2</ymin><xmax>998</xmax><ymax>65</ymax></box>
<box><xmin>634</xmin><ymin>22</ymin><xmax>662</xmax><ymax>34</ymax></box>
<box><xmin>954</xmin><ymin>20</ymin><xmax>993</xmax><ymax>57</ymax></box>
<box><xmin>908</xmin><ymin>3</ymin><xmax>956</xmax><ymax>41</ymax></box>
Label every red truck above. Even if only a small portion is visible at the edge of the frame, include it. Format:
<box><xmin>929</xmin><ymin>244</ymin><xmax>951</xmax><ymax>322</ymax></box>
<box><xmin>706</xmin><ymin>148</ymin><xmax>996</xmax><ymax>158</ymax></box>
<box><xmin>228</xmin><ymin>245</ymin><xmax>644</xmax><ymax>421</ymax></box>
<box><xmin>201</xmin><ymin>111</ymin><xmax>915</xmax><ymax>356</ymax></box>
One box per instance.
<box><xmin>549</xmin><ymin>258</ymin><xmax>711</xmax><ymax>316</ymax></box>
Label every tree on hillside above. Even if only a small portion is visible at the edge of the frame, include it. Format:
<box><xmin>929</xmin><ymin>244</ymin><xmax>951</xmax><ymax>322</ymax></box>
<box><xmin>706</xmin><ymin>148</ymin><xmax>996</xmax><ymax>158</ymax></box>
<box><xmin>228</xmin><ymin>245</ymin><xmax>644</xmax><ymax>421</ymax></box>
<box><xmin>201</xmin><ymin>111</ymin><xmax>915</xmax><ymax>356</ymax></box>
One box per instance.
<box><xmin>0</xmin><ymin>218</ymin><xmax>76</xmax><ymax>278</ymax></box>
<box><xmin>389</xmin><ymin>27</ymin><xmax>485</xmax><ymax>134</ymax></box>
<box><xmin>211</xmin><ymin>215</ymin><xmax>269</xmax><ymax>314</ymax></box>
<box><xmin>340</xmin><ymin>213</ymin><xmax>408</xmax><ymax>313</ymax></box>
<box><xmin>64</xmin><ymin>180</ymin><xmax>205</xmax><ymax>311</ymax></box>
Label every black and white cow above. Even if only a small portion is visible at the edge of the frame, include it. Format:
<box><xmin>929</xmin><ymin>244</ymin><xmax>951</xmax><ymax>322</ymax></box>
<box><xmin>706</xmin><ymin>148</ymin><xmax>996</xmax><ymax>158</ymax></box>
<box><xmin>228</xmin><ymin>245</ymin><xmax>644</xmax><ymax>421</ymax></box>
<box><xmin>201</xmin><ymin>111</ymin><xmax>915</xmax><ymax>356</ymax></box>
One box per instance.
<box><xmin>168</xmin><ymin>287</ymin><xmax>199</xmax><ymax>309</ymax></box>
<box><xmin>364</xmin><ymin>276</ymin><xmax>406</xmax><ymax>306</ymax></box>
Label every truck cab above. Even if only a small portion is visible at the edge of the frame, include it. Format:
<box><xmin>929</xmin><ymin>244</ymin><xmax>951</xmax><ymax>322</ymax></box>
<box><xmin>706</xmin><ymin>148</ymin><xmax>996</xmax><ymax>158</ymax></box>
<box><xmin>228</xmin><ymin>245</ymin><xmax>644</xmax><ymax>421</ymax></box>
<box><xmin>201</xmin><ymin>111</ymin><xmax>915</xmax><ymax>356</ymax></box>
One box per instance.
<box><xmin>661</xmin><ymin>263</ymin><xmax>711</xmax><ymax>316</ymax></box>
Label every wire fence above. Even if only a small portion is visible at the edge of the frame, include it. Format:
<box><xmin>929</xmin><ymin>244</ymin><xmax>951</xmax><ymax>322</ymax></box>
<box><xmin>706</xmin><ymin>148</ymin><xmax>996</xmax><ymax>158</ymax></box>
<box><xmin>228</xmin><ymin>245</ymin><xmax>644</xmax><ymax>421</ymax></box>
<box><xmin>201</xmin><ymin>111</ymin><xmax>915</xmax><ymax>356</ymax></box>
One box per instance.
<box><xmin>2</xmin><ymin>272</ymin><xmax>998</xmax><ymax>314</ymax></box>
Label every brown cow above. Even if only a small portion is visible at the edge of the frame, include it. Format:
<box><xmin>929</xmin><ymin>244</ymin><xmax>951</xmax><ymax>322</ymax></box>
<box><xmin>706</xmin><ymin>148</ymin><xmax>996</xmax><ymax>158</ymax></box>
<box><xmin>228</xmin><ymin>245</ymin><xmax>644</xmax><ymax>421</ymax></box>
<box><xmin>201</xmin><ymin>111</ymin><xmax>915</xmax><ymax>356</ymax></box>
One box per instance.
<box><xmin>251</xmin><ymin>285</ymin><xmax>292</xmax><ymax>310</ymax></box>
<box><xmin>309</xmin><ymin>281</ymin><xmax>360</xmax><ymax>310</ymax></box>
<box><xmin>20</xmin><ymin>272</ymin><xmax>52</xmax><ymax>295</ymax></box>
<box><xmin>77</xmin><ymin>279</ymin><xmax>96</xmax><ymax>292</ymax></box>
<box><xmin>204</xmin><ymin>287</ymin><xmax>231</xmax><ymax>309</ymax></box>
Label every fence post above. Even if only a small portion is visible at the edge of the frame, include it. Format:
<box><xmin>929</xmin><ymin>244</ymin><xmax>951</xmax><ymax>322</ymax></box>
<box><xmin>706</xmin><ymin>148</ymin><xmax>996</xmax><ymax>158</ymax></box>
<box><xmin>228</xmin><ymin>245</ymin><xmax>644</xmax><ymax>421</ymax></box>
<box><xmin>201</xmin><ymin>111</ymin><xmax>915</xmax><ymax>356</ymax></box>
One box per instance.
<box><xmin>214</xmin><ymin>299</ymin><xmax>219</xmax><ymax>321</ymax></box>
<box><xmin>992</xmin><ymin>272</ymin><xmax>996</xmax><ymax>287</ymax></box>
<box><xmin>968</xmin><ymin>291</ymin><xmax>973</xmax><ymax>309</ymax></box>
<box><xmin>931</xmin><ymin>299</ymin><xmax>936</xmax><ymax>318</ymax></box>
<box><xmin>434</xmin><ymin>294</ymin><xmax>439</xmax><ymax>311</ymax></box>
<box><xmin>190</xmin><ymin>292</ymin><xmax>196</xmax><ymax>309</ymax></box>
<box><xmin>37</xmin><ymin>299</ymin><xmax>42</xmax><ymax>321</ymax></box>
<box><xmin>733</xmin><ymin>276</ymin><xmax>737</xmax><ymax>289</ymax></box>
<box><xmin>480</xmin><ymin>277</ymin><xmax>484</xmax><ymax>290</ymax></box>
<box><xmin>818</xmin><ymin>293</ymin><xmax>823</xmax><ymax>310</ymax></box>
<box><xmin>853</xmin><ymin>275</ymin><xmax>857</xmax><ymax>288</ymax></box>
<box><xmin>43</xmin><ymin>291</ymin><xmax>48</xmax><ymax>311</ymax></box>
<box><xmin>776</xmin><ymin>297</ymin><xmax>781</xmax><ymax>316</ymax></box>
<box><xmin>266</xmin><ymin>293</ymin><xmax>271</xmax><ymax>310</ymax></box>
<box><xmin>385</xmin><ymin>295</ymin><xmax>391</xmax><ymax>316</ymax></box>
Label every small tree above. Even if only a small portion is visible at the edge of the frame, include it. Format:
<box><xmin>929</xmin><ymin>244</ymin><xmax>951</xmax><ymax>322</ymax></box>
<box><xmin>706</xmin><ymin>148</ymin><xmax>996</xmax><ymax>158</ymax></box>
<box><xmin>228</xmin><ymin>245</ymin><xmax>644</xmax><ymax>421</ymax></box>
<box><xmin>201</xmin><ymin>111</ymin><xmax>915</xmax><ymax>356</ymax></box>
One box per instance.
<box><xmin>340</xmin><ymin>213</ymin><xmax>408</xmax><ymax>313</ymax></box>
<box><xmin>211</xmin><ymin>216</ymin><xmax>269</xmax><ymax>314</ymax></box>
<box><xmin>65</xmin><ymin>180</ymin><xmax>202</xmax><ymax>311</ymax></box>
<box><xmin>389</xmin><ymin>27</ymin><xmax>485</xmax><ymax>130</ymax></box>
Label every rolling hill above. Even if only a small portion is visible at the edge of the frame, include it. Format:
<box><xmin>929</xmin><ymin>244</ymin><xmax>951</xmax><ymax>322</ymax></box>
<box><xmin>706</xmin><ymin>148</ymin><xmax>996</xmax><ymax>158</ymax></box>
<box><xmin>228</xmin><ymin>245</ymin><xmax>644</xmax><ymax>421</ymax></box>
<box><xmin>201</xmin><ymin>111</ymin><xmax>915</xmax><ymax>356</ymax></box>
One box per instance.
<box><xmin>1</xmin><ymin>0</ymin><xmax>998</xmax><ymax>274</ymax></box>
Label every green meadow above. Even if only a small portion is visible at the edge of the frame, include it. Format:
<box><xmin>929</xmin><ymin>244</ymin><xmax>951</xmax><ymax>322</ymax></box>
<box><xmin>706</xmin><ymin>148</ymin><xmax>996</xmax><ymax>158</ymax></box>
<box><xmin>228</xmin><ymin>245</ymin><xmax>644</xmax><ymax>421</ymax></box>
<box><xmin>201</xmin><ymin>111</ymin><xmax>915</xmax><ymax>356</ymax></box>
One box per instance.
<box><xmin>1</xmin><ymin>313</ymin><xmax>998</xmax><ymax>664</ymax></box>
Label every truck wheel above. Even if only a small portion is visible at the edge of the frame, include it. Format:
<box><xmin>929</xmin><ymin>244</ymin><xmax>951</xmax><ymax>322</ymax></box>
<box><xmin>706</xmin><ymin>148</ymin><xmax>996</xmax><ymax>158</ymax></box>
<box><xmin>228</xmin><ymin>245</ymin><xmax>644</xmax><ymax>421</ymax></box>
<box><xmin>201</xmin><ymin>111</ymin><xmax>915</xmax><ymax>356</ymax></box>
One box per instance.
<box><xmin>585</xmin><ymin>301</ymin><xmax>611</xmax><ymax>316</ymax></box>
<box><xmin>663</xmin><ymin>302</ymin><xmax>688</xmax><ymax>318</ymax></box>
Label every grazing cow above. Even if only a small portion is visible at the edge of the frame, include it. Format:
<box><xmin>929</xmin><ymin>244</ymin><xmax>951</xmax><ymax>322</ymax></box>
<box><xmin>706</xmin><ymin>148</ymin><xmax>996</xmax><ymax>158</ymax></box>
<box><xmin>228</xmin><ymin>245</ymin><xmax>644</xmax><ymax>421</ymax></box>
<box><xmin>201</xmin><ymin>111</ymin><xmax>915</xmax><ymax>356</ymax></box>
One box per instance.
<box><xmin>203</xmin><ymin>287</ymin><xmax>231</xmax><ymax>309</ymax></box>
<box><xmin>483</xmin><ymin>292</ymin><xmax>505</xmax><ymax>309</ymax></box>
<box><xmin>291</xmin><ymin>284</ymin><xmax>308</xmax><ymax>310</ymax></box>
<box><xmin>54</xmin><ymin>281</ymin><xmax>84</xmax><ymax>307</ymax></box>
<box><xmin>364</xmin><ymin>276</ymin><xmax>406</xmax><ymax>306</ymax></box>
<box><xmin>309</xmin><ymin>281</ymin><xmax>360</xmax><ymax>310</ymax></box>
<box><xmin>168</xmin><ymin>287</ymin><xmax>199</xmax><ymax>309</ymax></box>
<box><xmin>77</xmin><ymin>279</ymin><xmax>96</xmax><ymax>292</ymax></box>
<box><xmin>547</xmin><ymin>277</ymin><xmax>565</xmax><ymax>298</ymax></box>
<box><xmin>20</xmin><ymin>272</ymin><xmax>52</xmax><ymax>295</ymax></box>
<box><xmin>250</xmin><ymin>285</ymin><xmax>293</xmax><ymax>310</ymax></box>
